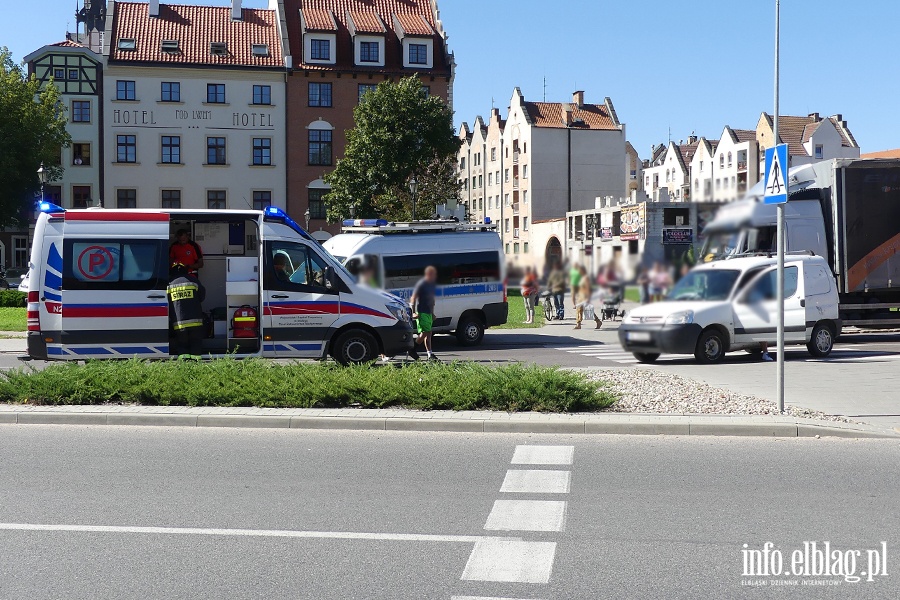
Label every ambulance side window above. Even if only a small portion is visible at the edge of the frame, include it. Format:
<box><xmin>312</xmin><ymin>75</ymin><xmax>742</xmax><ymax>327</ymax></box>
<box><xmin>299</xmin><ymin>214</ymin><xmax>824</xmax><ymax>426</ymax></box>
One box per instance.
<box><xmin>266</xmin><ymin>241</ymin><xmax>332</xmax><ymax>293</ymax></box>
<box><xmin>62</xmin><ymin>239</ymin><xmax>168</xmax><ymax>290</ymax></box>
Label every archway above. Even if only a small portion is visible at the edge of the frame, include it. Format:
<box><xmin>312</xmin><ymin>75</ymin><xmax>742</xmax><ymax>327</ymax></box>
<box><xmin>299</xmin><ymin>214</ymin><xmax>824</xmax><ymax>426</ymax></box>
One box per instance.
<box><xmin>545</xmin><ymin>236</ymin><xmax>562</xmax><ymax>267</ymax></box>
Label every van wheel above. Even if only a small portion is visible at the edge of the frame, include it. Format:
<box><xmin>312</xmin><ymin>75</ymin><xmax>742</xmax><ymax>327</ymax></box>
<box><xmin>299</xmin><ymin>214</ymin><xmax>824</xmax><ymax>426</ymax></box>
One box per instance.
<box><xmin>807</xmin><ymin>322</ymin><xmax>834</xmax><ymax>358</ymax></box>
<box><xmin>694</xmin><ymin>329</ymin><xmax>726</xmax><ymax>364</ymax></box>
<box><xmin>456</xmin><ymin>315</ymin><xmax>485</xmax><ymax>346</ymax></box>
<box><xmin>633</xmin><ymin>352</ymin><xmax>660</xmax><ymax>363</ymax></box>
<box><xmin>332</xmin><ymin>329</ymin><xmax>378</xmax><ymax>365</ymax></box>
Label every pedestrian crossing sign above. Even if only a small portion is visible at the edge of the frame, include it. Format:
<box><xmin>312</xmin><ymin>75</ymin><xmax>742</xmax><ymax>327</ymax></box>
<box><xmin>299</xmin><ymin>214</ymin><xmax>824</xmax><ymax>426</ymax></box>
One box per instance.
<box><xmin>764</xmin><ymin>144</ymin><xmax>789</xmax><ymax>204</ymax></box>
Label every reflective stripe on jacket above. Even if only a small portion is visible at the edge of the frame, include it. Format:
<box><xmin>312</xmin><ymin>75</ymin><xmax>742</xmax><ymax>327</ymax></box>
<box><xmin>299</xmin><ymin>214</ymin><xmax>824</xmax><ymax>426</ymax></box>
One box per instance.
<box><xmin>168</xmin><ymin>275</ymin><xmax>206</xmax><ymax>331</ymax></box>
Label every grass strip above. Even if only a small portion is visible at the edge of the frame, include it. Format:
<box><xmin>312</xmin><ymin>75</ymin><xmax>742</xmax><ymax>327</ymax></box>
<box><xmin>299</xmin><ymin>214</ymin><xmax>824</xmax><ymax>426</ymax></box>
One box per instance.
<box><xmin>0</xmin><ymin>359</ymin><xmax>616</xmax><ymax>413</ymax></box>
<box><xmin>0</xmin><ymin>307</ymin><xmax>25</xmax><ymax>332</ymax></box>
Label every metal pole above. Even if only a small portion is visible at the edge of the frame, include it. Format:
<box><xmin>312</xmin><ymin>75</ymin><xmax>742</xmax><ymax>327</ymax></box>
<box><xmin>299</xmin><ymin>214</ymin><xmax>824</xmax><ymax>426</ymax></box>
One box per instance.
<box><xmin>774</xmin><ymin>0</ymin><xmax>785</xmax><ymax>413</ymax></box>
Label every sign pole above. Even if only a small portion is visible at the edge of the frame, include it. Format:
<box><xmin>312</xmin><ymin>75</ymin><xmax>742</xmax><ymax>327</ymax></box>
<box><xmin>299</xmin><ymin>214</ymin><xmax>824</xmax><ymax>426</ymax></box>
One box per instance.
<box><xmin>774</xmin><ymin>0</ymin><xmax>785</xmax><ymax>413</ymax></box>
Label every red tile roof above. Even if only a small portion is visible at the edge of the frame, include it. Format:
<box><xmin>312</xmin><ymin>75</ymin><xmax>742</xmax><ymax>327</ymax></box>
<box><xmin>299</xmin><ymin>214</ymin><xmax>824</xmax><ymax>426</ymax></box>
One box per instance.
<box><xmin>289</xmin><ymin>0</ymin><xmax>451</xmax><ymax>74</ymax></box>
<box><xmin>862</xmin><ymin>149</ymin><xmax>900</xmax><ymax>159</ymax></box>
<box><xmin>301</xmin><ymin>7</ymin><xmax>337</xmax><ymax>31</ymax></box>
<box><xmin>51</xmin><ymin>39</ymin><xmax>87</xmax><ymax>48</ymax></box>
<box><xmin>347</xmin><ymin>10</ymin><xmax>385</xmax><ymax>33</ymax></box>
<box><xmin>732</xmin><ymin>128</ymin><xmax>756</xmax><ymax>143</ymax></box>
<box><xmin>109</xmin><ymin>2</ymin><xmax>284</xmax><ymax>68</ymax></box>
<box><xmin>394</xmin><ymin>12</ymin><xmax>433</xmax><ymax>36</ymax></box>
<box><xmin>524</xmin><ymin>102</ymin><xmax>619</xmax><ymax>130</ymax></box>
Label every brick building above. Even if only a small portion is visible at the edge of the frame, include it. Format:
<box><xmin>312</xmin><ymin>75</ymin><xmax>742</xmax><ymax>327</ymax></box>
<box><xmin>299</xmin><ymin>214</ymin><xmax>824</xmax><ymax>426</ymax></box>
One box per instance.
<box><xmin>283</xmin><ymin>0</ymin><xmax>454</xmax><ymax>236</ymax></box>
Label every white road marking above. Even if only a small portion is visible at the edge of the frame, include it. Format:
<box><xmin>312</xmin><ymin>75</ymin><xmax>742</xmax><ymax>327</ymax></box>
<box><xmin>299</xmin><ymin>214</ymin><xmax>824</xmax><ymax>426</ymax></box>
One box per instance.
<box><xmin>0</xmin><ymin>522</ymin><xmax>512</xmax><ymax>544</ymax></box>
<box><xmin>484</xmin><ymin>500</ymin><xmax>567</xmax><ymax>532</ymax></box>
<box><xmin>555</xmin><ymin>344</ymin><xmax>643</xmax><ymax>365</ymax></box>
<box><xmin>461</xmin><ymin>539</ymin><xmax>557</xmax><ymax>584</ymax></box>
<box><xmin>500</xmin><ymin>470</ymin><xmax>571</xmax><ymax>494</ymax></box>
<box><xmin>452</xmin><ymin>597</ymin><xmax>546</xmax><ymax>600</ymax></box>
<box><xmin>511</xmin><ymin>444</ymin><xmax>574</xmax><ymax>465</ymax></box>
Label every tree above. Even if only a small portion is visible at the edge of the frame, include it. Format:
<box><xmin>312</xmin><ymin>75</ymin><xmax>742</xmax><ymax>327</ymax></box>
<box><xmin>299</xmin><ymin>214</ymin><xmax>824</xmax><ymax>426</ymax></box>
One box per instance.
<box><xmin>0</xmin><ymin>47</ymin><xmax>71</xmax><ymax>226</ymax></box>
<box><xmin>324</xmin><ymin>77</ymin><xmax>461</xmax><ymax>222</ymax></box>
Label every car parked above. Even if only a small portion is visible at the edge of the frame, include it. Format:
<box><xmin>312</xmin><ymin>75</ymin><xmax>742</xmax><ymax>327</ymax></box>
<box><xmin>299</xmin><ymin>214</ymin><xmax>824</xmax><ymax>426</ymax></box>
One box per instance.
<box><xmin>0</xmin><ymin>267</ymin><xmax>29</xmax><ymax>290</ymax></box>
<box><xmin>618</xmin><ymin>254</ymin><xmax>840</xmax><ymax>364</ymax></box>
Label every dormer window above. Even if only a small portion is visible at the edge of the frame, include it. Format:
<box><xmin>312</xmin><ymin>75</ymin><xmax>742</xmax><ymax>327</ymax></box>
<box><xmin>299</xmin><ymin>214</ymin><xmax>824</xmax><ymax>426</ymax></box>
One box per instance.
<box><xmin>161</xmin><ymin>40</ymin><xmax>179</xmax><ymax>53</ymax></box>
<box><xmin>310</xmin><ymin>39</ymin><xmax>330</xmax><ymax>60</ymax></box>
<box><xmin>251</xmin><ymin>44</ymin><xmax>269</xmax><ymax>57</ymax></box>
<box><xmin>210</xmin><ymin>42</ymin><xmax>228</xmax><ymax>56</ymax></box>
<box><xmin>360</xmin><ymin>41</ymin><xmax>379</xmax><ymax>63</ymax></box>
<box><xmin>409</xmin><ymin>44</ymin><xmax>427</xmax><ymax>65</ymax></box>
<box><xmin>118</xmin><ymin>38</ymin><xmax>136</xmax><ymax>51</ymax></box>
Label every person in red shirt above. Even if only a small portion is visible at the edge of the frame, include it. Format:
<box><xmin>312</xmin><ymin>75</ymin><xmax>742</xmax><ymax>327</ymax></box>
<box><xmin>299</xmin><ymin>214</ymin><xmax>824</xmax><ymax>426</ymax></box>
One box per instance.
<box><xmin>169</xmin><ymin>229</ymin><xmax>204</xmax><ymax>275</ymax></box>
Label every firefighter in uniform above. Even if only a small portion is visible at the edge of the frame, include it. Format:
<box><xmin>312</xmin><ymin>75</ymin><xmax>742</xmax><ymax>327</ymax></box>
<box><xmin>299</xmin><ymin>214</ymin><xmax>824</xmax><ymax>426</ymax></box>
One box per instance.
<box><xmin>168</xmin><ymin>263</ymin><xmax>206</xmax><ymax>358</ymax></box>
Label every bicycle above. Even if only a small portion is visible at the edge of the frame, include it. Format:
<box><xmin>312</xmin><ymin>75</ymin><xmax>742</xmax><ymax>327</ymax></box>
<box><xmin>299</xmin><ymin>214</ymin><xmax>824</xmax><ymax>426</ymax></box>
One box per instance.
<box><xmin>540</xmin><ymin>290</ymin><xmax>554</xmax><ymax>322</ymax></box>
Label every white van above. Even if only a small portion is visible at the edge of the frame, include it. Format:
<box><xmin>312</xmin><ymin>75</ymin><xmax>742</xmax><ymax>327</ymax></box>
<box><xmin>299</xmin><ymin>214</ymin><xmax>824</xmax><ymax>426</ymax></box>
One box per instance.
<box><xmin>324</xmin><ymin>220</ymin><xmax>508</xmax><ymax>346</ymax></box>
<box><xmin>25</xmin><ymin>204</ymin><xmax>414</xmax><ymax>364</ymax></box>
<box><xmin>619</xmin><ymin>254</ymin><xmax>841</xmax><ymax>363</ymax></box>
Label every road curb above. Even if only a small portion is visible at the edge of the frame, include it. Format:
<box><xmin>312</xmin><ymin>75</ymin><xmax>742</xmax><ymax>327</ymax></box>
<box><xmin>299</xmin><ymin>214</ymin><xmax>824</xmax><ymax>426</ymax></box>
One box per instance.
<box><xmin>0</xmin><ymin>410</ymin><xmax>896</xmax><ymax>438</ymax></box>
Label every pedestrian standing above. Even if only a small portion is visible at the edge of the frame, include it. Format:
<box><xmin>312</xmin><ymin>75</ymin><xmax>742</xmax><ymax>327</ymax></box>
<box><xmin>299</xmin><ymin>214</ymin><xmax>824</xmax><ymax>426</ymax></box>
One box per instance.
<box><xmin>636</xmin><ymin>266</ymin><xmax>651</xmax><ymax>304</ymax></box>
<box><xmin>547</xmin><ymin>262</ymin><xmax>567</xmax><ymax>320</ymax></box>
<box><xmin>408</xmin><ymin>265</ymin><xmax>439</xmax><ymax>361</ymax></box>
<box><xmin>570</xmin><ymin>263</ymin><xmax>584</xmax><ymax>312</ymax></box>
<box><xmin>521</xmin><ymin>266</ymin><xmax>538</xmax><ymax>324</ymax></box>
<box><xmin>168</xmin><ymin>263</ymin><xmax>206</xmax><ymax>358</ymax></box>
<box><xmin>574</xmin><ymin>276</ymin><xmax>602</xmax><ymax>330</ymax></box>
<box><xmin>169</xmin><ymin>229</ymin><xmax>204</xmax><ymax>276</ymax></box>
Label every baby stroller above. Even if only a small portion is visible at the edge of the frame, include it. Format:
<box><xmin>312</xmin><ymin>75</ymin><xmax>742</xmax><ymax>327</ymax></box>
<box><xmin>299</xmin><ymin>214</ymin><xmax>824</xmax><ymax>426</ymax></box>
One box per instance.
<box><xmin>540</xmin><ymin>290</ymin><xmax>555</xmax><ymax>322</ymax></box>
<box><xmin>600</xmin><ymin>283</ymin><xmax>625</xmax><ymax>321</ymax></box>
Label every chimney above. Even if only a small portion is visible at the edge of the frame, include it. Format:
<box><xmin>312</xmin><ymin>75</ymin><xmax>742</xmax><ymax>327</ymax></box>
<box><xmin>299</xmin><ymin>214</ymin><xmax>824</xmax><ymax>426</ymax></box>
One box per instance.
<box><xmin>808</xmin><ymin>112</ymin><xmax>820</xmax><ymax>121</ymax></box>
<box><xmin>491</xmin><ymin>107</ymin><xmax>500</xmax><ymax>122</ymax></box>
<box><xmin>149</xmin><ymin>0</ymin><xmax>159</xmax><ymax>17</ymax></box>
<box><xmin>231</xmin><ymin>0</ymin><xmax>242</xmax><ymax>20</ymax></box>
<box><xmin>688</xmin><ymin>134</ymin><xmax>698</xmax><ymax>144</ymax></box>
<box><xmin>572</xmin><ymin>90</ymin><xmax>584</xmax><ymax>107</ymax></box>
<box><xmin>833</xmin><ymin>113</ymin><xmax>843</xmax><ymax>122</ymax></box>
<box><xmin>563</xmin><ymin>103</ymin><xmax>574</xmax><ymax>127</ymax></box>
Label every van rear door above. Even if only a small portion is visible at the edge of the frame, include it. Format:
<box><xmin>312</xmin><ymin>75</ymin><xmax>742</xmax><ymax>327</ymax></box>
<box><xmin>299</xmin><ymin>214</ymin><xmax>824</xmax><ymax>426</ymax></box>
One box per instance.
<box><xmin>57</xmin><ymin>212</ymin><xmax>171</xmax><ymax>359</ymax></box>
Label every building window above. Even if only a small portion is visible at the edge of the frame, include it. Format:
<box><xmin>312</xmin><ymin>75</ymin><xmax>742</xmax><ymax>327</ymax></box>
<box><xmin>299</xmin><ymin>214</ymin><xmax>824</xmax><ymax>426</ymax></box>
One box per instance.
<box><xmin>309</xmin><ymin>188</ymin><xmax>327</xmax><ymax>219</ymax></box>
<box><xmin>523</xmin><ymin>165</ymin><xmax>528</xmax><ymax>179</ymax></box>
<box><xmin>253</xmin><ymin>84</ymin><xmax>271</xmax><ymax>106</ymax></box>
<box><xmin>72</xmin><ymin>185</ymin><xmax>91</xmax><ymax>209</ymax></box>
<box><xmin>161</xmin><ymin>189</ymin><xmax>181</xmax><ymax>208</ymax></box>
<box><xmin>161</xmin><ymin>82</ymin><xmax>180</xmax><ymax>102</ymax></box>
<box><xmin>116</xmin><ymin>135</ymin><xmax>136</xmax><ymax>163</ymax></box>
<box><xmin>309</xmin><ymin>82</ymin><xmax>332</xmax><ymax>107</ymax></box>
<box><xmin>523</xmin><ymin>242</ymin><xmax>529</xmax><ymax>253</ymax></box>
<box><xmin>421</xmin><ymin>85</ymin><xmax>430</xmax><ymax>98</ymax></box>
<box><xmin>72</xmin><ymin>100</ymin><xmax>91</xmax><ymax>123</ymax></box>
<box><xmin>719</xmin><ymin>154</ymin><xmax>725</xmax><ymax>168</ymax></box>
<box><xmin>504</xmin><ymin>219</ymin><xmax>510</xmax><ymax>233</ymax></box>
<box><xmin>360</xmin><ymin>41</ymin><xmax>379</xmax><ymax>63</ymax></box>
<box><xmin>514</xmin><ymin>243</ymin><xmax>520</xmax><ymax>254</ymax></box>
<box><xmin>505</xmin><ymin>243</ymin><xmax>510</xmax><ymax>254</ymax></box>
<box><xmin>358</xmin><ymin>83</ymin><xmax>377</xmax><ymax>103</ymax></box>
<box><xmin>72</xmin><ymin>143</ymin><xmax>91</xmax><ymax>166</ymax></box>
<box><xmin>117</xmin><ymin>188</ymin><xmax>137</xmax><ymax>208</ymax></box>
<box><xmin>409</xmin><ymin>43</ymin><xmax>428</xmax><ymax>65</ymax></box>
<box><xmin>491</xmin><ymin>148</ymin><xmax>496</xmax><ymax>162</ymax></box>
<box><xmin>252</xmin><ymin>191</ymin><xmax>272</xmax><ymax>211</ymax></box>
<box><xmin>161</xmin><ymin>136</ymin><xmax>181</xmax><ymax>164</ymax></box>
<box><xmin>523</xmin><ymin>191</ymin><xmax>528</xmax><ymax>204</ymax></box>
<box><xmin>53</xmin><ymin>68</ymin><xmax>64</xmax><ymax>80</ymax></box>
<box><xmin>310</xmin><ymin>39</ymin><xmax>331</xmax><ymax>61</ymax></box>
<box><xmin>309</xmin><ymin>130</ymin><xmax>332</xmax><ymax>165</ymax></box>
<box><xmin>459</xmin><ymin>157</ymin><xmax>466</xmax><ymax>170</ymax></box>
<box><xmin>523</xmin><ymin>217</ymin><xmax>529</xmax><ymax>231</ymax></box>
<box><xmin>207</xmin><ymin>137</ymin><xmax>226</xmax><ymax>165</ymax></box>
<box><xmin>505</xmin><ymin>194</ymin><xmax>510</xmax><ymax>206</ymax></box>
<box><xmin>206</xmin><ymin>83</ymin><xmax>225</xmax><ymax>104</ymax></box>
<box><xmin>116</xmin><ymin>80</ymin><xmax>136</xmax><ymax>100</ymax></box>
<box><xmin>504</xmin><ymin>169</ymin><xmax>509</xmax><ymax>182</ymax></box>
<box><xmin>253</xmin><ymin>138</ymin><xmax>272</xmax><ymax>165</ymax></box>
<box><xmin>478</xmin><ymin>175</ymin><xmax>483</xmax><ymax>188</ymax></box>
<box><xmin>207</xmin><ymin>190</ymin><xmax>227</xmax><ymax>209</ymax></box>
<box><xmin>13</xmin><ymin>236</ymin><xmax>28</xmax><ymax>267</ymax></box>
<box><xmin>488</xmin><ymin>173</ymin><xmax>493</xmax><ymax>186</ymax></box>
<box><xmin>815</xmin><ymin>144</ymin><xmax>824</xmax><ymax>159</ymax></box>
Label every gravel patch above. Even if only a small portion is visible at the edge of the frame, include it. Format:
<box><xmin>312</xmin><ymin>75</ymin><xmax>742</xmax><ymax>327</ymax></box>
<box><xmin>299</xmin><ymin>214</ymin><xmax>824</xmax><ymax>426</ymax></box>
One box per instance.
<box><xmin>585</xmin><ymin>368</ymin><xmax>854</xmax><ymax>423</ymax></box>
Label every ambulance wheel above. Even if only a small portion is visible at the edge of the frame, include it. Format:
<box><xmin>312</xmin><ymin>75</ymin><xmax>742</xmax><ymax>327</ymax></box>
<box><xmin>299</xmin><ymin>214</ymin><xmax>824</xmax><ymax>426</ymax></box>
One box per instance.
<box><xmin>456</xmin><ymin>315</ymin><xmax>485</xmax><ymax>346</ymax></box>
<box><xmin>332</xmin><ymin>329</ymin><xmax>378</xmax><ymax>365</ymax></box>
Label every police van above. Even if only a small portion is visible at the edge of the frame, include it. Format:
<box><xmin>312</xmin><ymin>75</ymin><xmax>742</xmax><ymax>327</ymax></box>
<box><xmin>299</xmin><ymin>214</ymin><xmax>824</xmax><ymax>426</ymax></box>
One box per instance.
<box><xmin>25</xmin><ymin>203</ymin><xmax>414</xmax><ymax>364</ymax></box>
<box><xmin>323</xmin><ymin>220</ymin><xmax>508</xmax><ymax>346</ymax></box>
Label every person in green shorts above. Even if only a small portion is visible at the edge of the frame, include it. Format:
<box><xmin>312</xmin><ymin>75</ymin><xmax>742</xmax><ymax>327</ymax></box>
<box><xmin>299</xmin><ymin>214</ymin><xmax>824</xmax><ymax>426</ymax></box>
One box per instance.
<box><xmin>570</xmin><ymin>263</ymin><xmax>583</xmax><ymax>312</ymax></box>
<box><xmin>409</xmin><ymin>265</ymin><xmax>438</xmax><ymax>361</ymax></box>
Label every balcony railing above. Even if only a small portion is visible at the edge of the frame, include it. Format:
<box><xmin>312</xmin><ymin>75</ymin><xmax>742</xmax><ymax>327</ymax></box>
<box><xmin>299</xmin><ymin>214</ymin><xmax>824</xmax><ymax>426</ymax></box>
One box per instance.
<box><xmin>513</xmin><ymin>151</ymin><xmax>520</xmax><ymax>163</ymax></box>
<box><xmin>512</xmin><ymin>202</ymin><xmax>520</xmax><ymax>213</ymax></box>
<box><xmin>737</xmin><ymin>161</ymin><xmax>748</xmax><ymax>171</ymax></box>
<box><xmin>513</xmin><ymin>177</ymin><xmax>520</xmax><ymax>190</ymax></box>
<box><xmin>513</xmin><ymin>228</ymin><xmax>520</xmax><ymax>239</ymax></box>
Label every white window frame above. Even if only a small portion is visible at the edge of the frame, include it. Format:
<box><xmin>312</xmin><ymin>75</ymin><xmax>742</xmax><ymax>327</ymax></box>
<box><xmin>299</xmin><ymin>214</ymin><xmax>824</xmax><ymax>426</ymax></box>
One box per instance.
<box><xmin>304</xmin><ymin>33</ymin><xmax>336</xmax><ymax>65</ymax></box>
<box><xmin>354</xmin><ymin>35</ymin><xmax>385</xmax><ymax>67</ymax></box>
<box><xmin>402</xmin><ymin>37</ymin><xmax>433</xmax><ymax>69</ymax></box>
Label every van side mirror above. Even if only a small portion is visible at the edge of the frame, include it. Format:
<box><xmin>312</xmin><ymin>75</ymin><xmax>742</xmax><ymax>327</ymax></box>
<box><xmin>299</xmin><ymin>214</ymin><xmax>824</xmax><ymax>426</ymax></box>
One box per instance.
<box><xmin>324</xmin><ymin>266</ymin><xmax>335</xmax><ymax>290</ymax></box>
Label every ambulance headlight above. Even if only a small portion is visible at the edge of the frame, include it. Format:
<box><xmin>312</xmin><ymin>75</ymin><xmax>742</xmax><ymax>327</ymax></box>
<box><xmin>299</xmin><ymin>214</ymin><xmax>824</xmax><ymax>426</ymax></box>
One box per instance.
<box><xmin>387</xmin><ymin>304</ymin><xmax>411</xmax><ymax>323</ymax></box>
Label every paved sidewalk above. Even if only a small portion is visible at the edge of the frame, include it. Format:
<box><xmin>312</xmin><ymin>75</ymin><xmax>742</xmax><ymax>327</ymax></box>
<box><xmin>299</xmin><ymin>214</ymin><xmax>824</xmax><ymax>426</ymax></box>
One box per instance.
<box><xmin>0</xmin><ymin>404</ymin><xmax>895</xmax><ymax>438</ymax></box>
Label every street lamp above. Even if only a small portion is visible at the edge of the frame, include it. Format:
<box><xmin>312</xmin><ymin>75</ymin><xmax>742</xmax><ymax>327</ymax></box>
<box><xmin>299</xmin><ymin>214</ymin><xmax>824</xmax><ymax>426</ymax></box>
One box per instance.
<box><xmin>349</xmin><ymin>204</ymin><xmax>356</xmax><ymax>219</ymax></box>
<box><xmin>37</xmin><ymin>163</ymin><xmax>48</xmax><ymax>203</ymax></box>
<box><xmin>304</xmin><ymin>207</ymin><xmax>311</xmax><ymax>231</ymax></box>
<box><xmin>409</xmin><ymin>176</ymin><xmax>418</xmax><ymax>221</ymax></box>
<box><xmin>585</xmin><ymin>214</ymin><xmax>596</xmax><ymax>277</ymax></box>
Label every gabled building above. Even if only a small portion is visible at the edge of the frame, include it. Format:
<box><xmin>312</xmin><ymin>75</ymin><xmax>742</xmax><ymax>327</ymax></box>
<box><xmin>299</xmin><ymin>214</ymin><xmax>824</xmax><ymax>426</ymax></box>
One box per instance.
<box><xmin>101</xmin><ymin>0</ymin><xmax>289</xmax><ymax>212</ymax></box>
<box><xmin>284</xmin><ymin>0</ymin><xmax>454</xmax><ymax>235</ymax></box>
<box><xmin>711</xmin><ymin>126</ymin><xmax>758</xmax><ymax>203</ymax></box>
<box><xmin>642</xmin><ymin>136</ymin><xmax>700</xmax><ymax>202</ymax></box>
<box><xmin>756</xmin><ymin>112</ymin><xmax>860</xmax><ymax>171</ymax></box>
<box><xmin>687</xmin><ymin>137</ymin><xmax>717</xmax><ymax>203</ymax></box>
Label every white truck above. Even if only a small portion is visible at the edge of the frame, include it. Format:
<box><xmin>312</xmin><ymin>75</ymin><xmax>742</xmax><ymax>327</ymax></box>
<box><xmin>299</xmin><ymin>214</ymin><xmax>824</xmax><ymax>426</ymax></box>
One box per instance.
<box><xmin>701</xmin><ymin>158</ymin><xmax>900</xmax><ymax>328</ymax></box>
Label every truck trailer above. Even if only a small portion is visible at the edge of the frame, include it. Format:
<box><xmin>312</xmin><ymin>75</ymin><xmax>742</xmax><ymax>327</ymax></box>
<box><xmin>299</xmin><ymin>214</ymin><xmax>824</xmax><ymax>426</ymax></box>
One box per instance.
<box><xmin>701</xmin><ymin>158</ymin><xmax>900</xmax><ymax>328</ymax></box>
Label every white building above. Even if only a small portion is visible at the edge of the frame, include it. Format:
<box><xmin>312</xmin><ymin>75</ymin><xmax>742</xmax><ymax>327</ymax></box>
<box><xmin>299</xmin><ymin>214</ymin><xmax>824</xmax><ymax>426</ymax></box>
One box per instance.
<box><xmin>756</xmin><ymin>112</ymin><xmax>860</xmax><ymax>172</ymax></box>
<box><xmin>687</xmin><ymin>137</ymin><xmax>717</xmax><ymax>203</ymax></box>
<box><xmin>101</xmin><ymin>0</ymin><xmax>289</xmax><ymax>210</ymax></box>
<box><xmin>642</xmin><ymin>137</ymin><xmax>699</xmax><ymax>202</ymax></box>
<box><xmin>708</xmin><ymin>126</ymin><xmax>758</xmax><ymax>203</ymax></box>
<box><xmin>458</xmin><ymin>89</ymin><xmax>627</xmax><ymax>269</ymax></box>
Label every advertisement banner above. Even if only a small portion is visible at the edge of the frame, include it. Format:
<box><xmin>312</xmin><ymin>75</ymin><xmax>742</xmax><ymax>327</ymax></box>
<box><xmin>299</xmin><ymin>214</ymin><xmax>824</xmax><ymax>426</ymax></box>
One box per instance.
<box><xmin>663</xmin><ymin>228</ymin><xmax>693</xmax><ymax>244</ymax></box>
<box><xmin>600</xmin><ymin>227</ymin><xmax>613</xmax><ymax>240</ymax></box>
<box><xmin>619</xmin><ymin>204</ymin><xmax>645</xmax><ymax>241</ymax></box>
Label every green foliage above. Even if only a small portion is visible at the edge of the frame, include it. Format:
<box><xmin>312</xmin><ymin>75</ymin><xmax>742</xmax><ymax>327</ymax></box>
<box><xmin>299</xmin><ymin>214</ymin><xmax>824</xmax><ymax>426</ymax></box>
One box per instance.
<box><xmin>497</xmin><ymin>291</ymin><xmax>544</xmax><ymax>329</ymax></box>
<box><xmin>0</xmin><ymin>290</ymin><xmax>26</xmax><ymax>307</ymax></box>
<box><xmin>0</xmin><ymin>307</ymin><xmax>25</xmax><ymax>331</ymax></box>
<box><xmin>324</xmin><ymin>77</ymin><xmax>461</xmax><ymax>221</ymax></box>
<box><xmin>0</xmin><ymin>359</ymin><xmax>617</xmax><ymax>413</ymax></box>
<box><xmin>0</xmin><ymin>47</ymin><xmax>71</xmax><ymax>225</ymax></box>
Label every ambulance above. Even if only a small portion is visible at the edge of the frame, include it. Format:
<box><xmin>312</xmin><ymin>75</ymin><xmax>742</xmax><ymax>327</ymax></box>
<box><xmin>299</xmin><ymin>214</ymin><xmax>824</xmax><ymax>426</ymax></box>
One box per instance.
<box><xmin>25</xmin><ymin>203</ymin><xmax>414</xmax><ymax>364</ymax></box>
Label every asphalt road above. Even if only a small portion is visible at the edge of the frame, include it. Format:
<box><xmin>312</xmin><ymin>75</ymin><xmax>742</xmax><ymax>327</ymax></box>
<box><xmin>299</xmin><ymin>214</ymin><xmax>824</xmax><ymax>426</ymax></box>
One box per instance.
<box><xmin>0</xmin><ymin>426</ymin><xmax>897</xmax><ymax>599</ymax></box>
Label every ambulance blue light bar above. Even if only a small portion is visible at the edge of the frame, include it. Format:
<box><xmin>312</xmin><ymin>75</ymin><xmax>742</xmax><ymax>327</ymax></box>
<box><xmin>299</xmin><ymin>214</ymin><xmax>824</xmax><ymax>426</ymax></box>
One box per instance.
<box><xmin>37</xmin><ymin>201</ymin><xmax>65</xmax><ymax>214</ymax></box>
<box><xmin>263</xmin><ymin>206</ymin><xmax>314</xmax><ymax>241</ymax></box>
<box><xmin>342</xmin><ymin>219</ymin><xmax>389</xmax><ymax>227</ymax></box>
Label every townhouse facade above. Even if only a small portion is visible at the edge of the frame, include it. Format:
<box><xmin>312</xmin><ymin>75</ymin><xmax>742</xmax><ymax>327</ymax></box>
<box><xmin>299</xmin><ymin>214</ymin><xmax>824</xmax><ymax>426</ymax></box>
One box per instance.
<box><xmin>458</xmin><ymin>89</ymin><xmax>628</xmax><ymax>269</ymax></box>
<box><xmin>284</xmin><ymin>0</ymin><xmax>454</xmax><ymax>235</ymax></box>
<box><xmin>756</xmin><ymin>112</ymin><xmax>860</xmax><ymax>171</ymax></box>
<box><xmin>101</xmin><ymin>0</ymin><xmax>289</xmax><ymax>212</ymax></box>
<box><xmin>642</xmin><ymin>137</ymin><xmax>699</xmax><ymax>203</ymax></box>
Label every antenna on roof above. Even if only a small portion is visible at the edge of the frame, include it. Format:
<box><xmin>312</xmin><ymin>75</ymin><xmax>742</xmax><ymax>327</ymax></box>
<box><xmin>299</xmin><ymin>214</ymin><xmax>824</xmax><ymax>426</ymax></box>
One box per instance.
<box><xmin>543</xmin><ymin>76</ymin><xmax>546</xmax><ymax>102</ymax></box>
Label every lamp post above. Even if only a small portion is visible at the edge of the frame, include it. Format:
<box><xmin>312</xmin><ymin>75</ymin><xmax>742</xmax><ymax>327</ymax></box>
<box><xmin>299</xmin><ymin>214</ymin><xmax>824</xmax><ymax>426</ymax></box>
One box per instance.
<box><xmin>585</xmin><ymin>214</ymin><xmax>595</xmax><ymax>277</ymax></box>
<box><xmin>37</xmin><ymin>163</ymin><xmax>48</xmax><ymax>204</ymax></box>
<box><xmin>304</xmin><ymin>207</ymin><xmax>311</xmax><ymax>231</ymax></box>
<box><xmin>349</xmin><ymin>204</ymin><xmax>356</xmax><ymax>220</ymax></box>
<box><xmin>409</xmin><ymin>176</ymin><xmax>418</xmax><ymax>221</ymax></box>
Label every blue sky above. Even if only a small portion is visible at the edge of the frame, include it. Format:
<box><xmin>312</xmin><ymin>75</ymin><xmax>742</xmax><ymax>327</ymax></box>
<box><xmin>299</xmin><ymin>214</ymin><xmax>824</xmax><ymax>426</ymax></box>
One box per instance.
<box><xmin>4</xmin><ymin>0</ymin><xmax>898</xmax><ymax>156</ymax></box>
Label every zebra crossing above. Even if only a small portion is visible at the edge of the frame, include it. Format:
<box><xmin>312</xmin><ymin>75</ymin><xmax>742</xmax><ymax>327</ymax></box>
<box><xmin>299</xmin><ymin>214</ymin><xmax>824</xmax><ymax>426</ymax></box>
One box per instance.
<box><xmin>552</xmin><ymin>344</ymin><xmax>643</xmax><ymax>365</ymax></box>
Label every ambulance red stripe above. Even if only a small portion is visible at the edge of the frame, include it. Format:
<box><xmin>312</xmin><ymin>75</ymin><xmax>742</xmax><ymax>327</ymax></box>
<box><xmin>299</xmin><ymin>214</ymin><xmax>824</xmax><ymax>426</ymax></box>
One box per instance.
<box><xmin>64</xmin><ymin>211</ymin><xmax>169</xmax><ymax>222</ymax></box>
